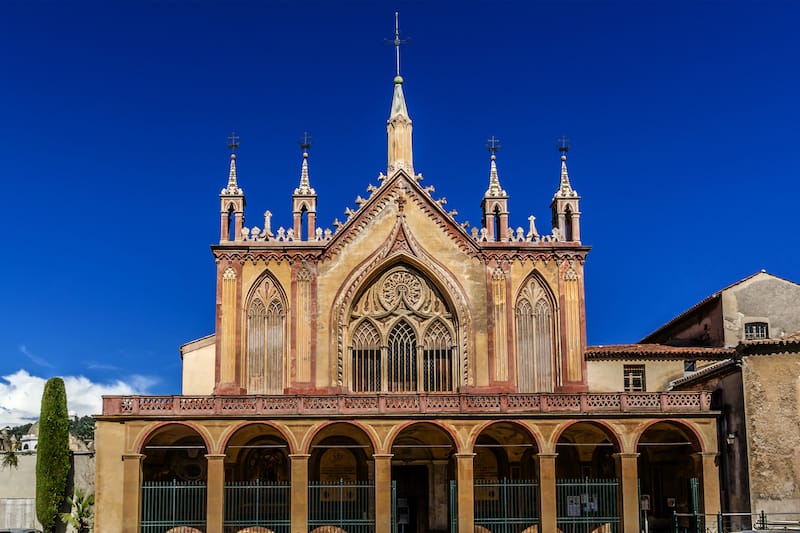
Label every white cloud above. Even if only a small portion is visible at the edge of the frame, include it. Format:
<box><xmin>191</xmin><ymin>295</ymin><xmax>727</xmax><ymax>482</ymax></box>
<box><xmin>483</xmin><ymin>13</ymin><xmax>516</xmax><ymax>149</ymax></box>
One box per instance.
<box><xmin>0</xmin><ymin>369</ymin><xmax>157</xmax><ymax>427</ymax></box>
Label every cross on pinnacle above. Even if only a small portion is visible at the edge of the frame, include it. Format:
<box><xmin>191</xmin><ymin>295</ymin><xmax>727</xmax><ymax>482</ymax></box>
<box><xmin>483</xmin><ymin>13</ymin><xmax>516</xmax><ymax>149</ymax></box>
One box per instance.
<box><xmin>557</xmin><ymin>135</ymin><xmax>570</xmax><ymax>154</ymax></box>
<box><xmin>227</xmin><ymin>131</ymin><xmax>240</xmax><ymax>153</ymax></box>
<box><xmin>387</xmin><ymin>12</ymin><xmax>409</xmax><ymax>77</ymax></box>
<box><xmin>299</xmin><ymin>131</ymin><xmax>313</xmax><ymax>152</ymax></box>
<box><xmin>487</xmin><ymin>136</ymin><xmax>501</xmax><ymax>154</ymax></box>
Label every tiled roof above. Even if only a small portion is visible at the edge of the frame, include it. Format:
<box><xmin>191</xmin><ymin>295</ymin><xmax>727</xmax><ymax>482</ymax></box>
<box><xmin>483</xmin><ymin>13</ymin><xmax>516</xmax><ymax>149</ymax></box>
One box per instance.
<box><xmin>638</xmin><ymin>271</ymin><xmax>797</xmax><ymax>343</ymax></box>
<box><xmin>669</xmin><ymin>358</ymin><xmax>738</xmax><ymax>389</ymax></box>
<box><xmin>738</xmin><ymin>331</ymin><xmax>800</xmax><ymax>354</ymax></box>
<box><xmin>585</xmin><ymin>343</ymin><xmax>734</xmax><ymax>360</ymax></box>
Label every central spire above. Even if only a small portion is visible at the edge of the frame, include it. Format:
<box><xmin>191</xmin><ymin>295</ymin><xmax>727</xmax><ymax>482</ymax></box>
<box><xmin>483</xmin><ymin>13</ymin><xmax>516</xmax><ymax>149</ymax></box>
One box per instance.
<box><xmin>387</xmin><ymin>12</ymin><xmax>413</xmax><ymax>176</ymax></box>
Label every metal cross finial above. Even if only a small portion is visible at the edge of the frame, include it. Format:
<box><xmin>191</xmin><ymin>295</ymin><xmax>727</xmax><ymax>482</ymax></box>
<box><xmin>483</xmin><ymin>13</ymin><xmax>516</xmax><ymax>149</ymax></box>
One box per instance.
<box><xmin>387</xmin><ymin>11</ymin><xmax>409</xmax><ymax>77</ymax></box>
<box><xmin>299</xmin><ymin>131</ymin><xmax>313</xmax><ymax>152</ymax></box>
<box><xmin>487</xmin><ymin>136</ymin><xmax>502</xmax><ymax>154</ymax></box>
<box><xmin>557</xmin><ymin>135</ymin><xmax>570</xmax><ymax>154</ymax></box>
<box><xmin>227</xmin><ymin>131</ymin><xmax>240</xmax><ymax>153</ymax></box>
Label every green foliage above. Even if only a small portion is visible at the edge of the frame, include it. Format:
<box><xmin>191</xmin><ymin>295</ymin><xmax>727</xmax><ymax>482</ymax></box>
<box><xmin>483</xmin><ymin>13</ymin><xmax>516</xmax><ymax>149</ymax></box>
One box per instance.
<box><xmin>68</xmin><ymin>415</ymin><xmax>95</xmax><ymax>444</ymax></box>
<box><xmin>36</xmin><ymin>377</ymin><xmax>71</xmax><ymax>532</ymax></box>
<box><xmin>1</xmin><ymin>442</ymin><xmax>19</xmax><ymax>469</ymax></box>
<box><xmin>8</xmin><ymin>423</ymin><xmax>32</xmax><ymax>441</ymax></box>
<box><xmin>60</xmin><ymin>488</ymin><xmax>94</xmax><ymax>533</ymax></box>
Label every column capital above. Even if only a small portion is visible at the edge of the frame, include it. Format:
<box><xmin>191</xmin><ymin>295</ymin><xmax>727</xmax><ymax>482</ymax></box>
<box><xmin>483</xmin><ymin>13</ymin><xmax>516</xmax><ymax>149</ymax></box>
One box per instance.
<box><xmin>289</xmin><ymin>453</ymin><xmax>311</xmax><ymax>460</ymax></box>
<box><xmin>372</xmin><ymin>453</ymin><xmax>394</xmax><ymax>460</ymax></box>
<box><xmin>697</xmin><ymin>451</ymin><xmax>719</xmax><ymax>458</ymax></box>
<box><xmin>205</xmin><ymin>453</ymin><xmax>227</xmax><ymax>460</ymax></box>
<box><xmin>455</xmin><ymin>452</ymin><xmax>476</xmax><ymax>459</ymax></box>
<box><xmin>121</xmin><ymin>453</ymin><xmax>145</xmax><ymax>461</ymax></box>
<box><xmin>536</xmin><ymin>452</ymin><xmax>559</xmax><ymax>459</ymax></box>
<box><xmin>613</xmin><ymin>452</ymin><xmax>640</xmax><ymax>460</ymax></box>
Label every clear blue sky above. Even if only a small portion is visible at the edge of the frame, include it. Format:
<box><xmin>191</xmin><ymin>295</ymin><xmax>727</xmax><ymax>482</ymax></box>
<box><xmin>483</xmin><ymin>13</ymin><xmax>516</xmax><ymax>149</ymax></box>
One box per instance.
<box><xmin>1</xmin><ymin>1</ymin><xmax>799</xmax><ymax>421</ymax></box>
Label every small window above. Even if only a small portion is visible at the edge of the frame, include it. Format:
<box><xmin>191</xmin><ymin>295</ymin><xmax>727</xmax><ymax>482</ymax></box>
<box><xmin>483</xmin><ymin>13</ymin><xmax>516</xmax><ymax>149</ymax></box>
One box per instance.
<box><xmin>684</xmin><ymin>360</ymin><xmax>696</xmax><ymax>372</ymax></box>
<box><xmin>623</xmin><ymin>365</ymin><xmax>646</xmax><ymax>392</ymax></box>
<box><xmin>744</xmin><ymin>322</ymin><xmax>768</xmax><ymax>340</ymax></box>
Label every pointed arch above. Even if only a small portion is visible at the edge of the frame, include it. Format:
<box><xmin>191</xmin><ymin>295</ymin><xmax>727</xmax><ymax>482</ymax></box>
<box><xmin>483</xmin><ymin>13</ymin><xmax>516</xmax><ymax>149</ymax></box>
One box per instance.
<box><xmin>515</xmin><ymin>272</ymin><xmax>559</xmax><ymax>392</ymax></box>
<box><xmin>244</xmin><ymin>271</ymin><xmax>288</xmax><ymax>394</ymax></box>
<box><xmin>423</xmin><ymin>319</ymin><xmax>454</xmax><ymax>391</ymax></box>
<box><xmin>387</xmin><ymin>319</ymin><xmax>417</xmax><ymax>392</ymax></box>
<box><xmin>351</xmin><ymin>319</ymin><xmax>382</xmax><ymax>392</ymax></box>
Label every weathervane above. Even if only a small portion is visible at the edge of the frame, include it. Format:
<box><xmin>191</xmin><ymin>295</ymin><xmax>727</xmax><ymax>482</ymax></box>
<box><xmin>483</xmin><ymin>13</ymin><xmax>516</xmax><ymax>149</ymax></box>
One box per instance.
<box><xmin>299</xmin><ymin>131</ymin><xmax>313</xmax><ymax>152</ymax></box>
<box><xmin>227</xmin><ymin>131</ymin><xmax>240</xmax><ymax>153</ymax></box>
<box><xmin>386</xmin><ymin>12</ymin><xmax>409</xmax><ymax>77</ymax></box>
<box><xmin>557</xmin><ymin>135</ymin><xmax>570</xmax><ymax>154</ymax></box>
<box><xmin>487</xmin><ymin>136</ymin><xmax>501</xmax><ymax>155</ymax></box>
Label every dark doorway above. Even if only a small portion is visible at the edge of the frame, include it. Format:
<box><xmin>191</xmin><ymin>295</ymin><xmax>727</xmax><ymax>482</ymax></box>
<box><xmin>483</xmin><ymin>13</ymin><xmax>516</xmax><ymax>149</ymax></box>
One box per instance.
<box><xmin>393</xmin><ymin>465</ymin><xmax>429</xmax><ymax>533</ymax></box>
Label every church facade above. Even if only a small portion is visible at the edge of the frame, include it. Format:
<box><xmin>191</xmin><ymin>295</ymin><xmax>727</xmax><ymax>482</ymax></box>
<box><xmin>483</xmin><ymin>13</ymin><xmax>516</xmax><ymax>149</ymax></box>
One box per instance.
<box><xmin>95</xmin><ymin>66</ymin><xmax>720</xmax><ymax>533</ymax></box>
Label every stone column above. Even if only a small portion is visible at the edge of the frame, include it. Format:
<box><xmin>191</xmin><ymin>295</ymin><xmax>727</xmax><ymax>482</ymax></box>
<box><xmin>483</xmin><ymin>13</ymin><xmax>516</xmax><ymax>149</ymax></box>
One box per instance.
<box><xmin>538</xmin><ymin>453</ymin><xmax>558</xmax><ymax>533</ymax></box>
<box><xmin>290</xmin><ymin>454</ymin><xmax>311</xmax><ymax>533</ymax></box>
<box><xmin>455</xmin><ymin>453</ymin><xmax>475</xmax><ymax>533</ymax></box>
<box><xmin>373</xmin><ymin>454</ymin><xmax>393</xmax><ymax>533</ymax></box>
<box><xmin>121</xmin><ymin>453</ymin><xmax>144</xmax><ymax>533</ymax></box>
<box><xmin>615</xmin><ymin>453</ymin><xmax>640</xmax><ymax>533</ymax></box>
<box><xmin>206</xmin><ymin>454</ymin><xmax>226</xmax><ymax>533</ymax></box>
<box><xmin>699</xmin><ymin>452</ymin><xmax>721</xmax><ymax>516</ymax></box>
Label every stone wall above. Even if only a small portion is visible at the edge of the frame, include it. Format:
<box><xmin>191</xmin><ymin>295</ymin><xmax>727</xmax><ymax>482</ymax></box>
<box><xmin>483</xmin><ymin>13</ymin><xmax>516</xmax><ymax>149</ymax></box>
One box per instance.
<box><xmin>743</xmin><ymin>352</ymin><xmax>800</xmax><ymax>513</ymax></box>
<box><xmin>0</xmin><ymin>451</ymin><xmax>95</xmax><ymax>530</ymax></box>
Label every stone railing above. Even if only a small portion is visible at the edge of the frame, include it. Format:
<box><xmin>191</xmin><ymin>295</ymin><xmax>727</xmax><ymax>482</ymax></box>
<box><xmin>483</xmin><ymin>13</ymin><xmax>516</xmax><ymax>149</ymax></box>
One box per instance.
<box><xmin>102</xmin><ymin>391</ymin><xmax>711</xmax><ymax>417</ymax></box>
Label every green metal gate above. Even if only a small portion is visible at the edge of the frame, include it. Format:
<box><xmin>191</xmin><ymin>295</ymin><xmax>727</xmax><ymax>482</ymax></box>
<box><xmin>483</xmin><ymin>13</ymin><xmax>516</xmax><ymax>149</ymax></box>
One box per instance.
<box><xmin>224</xmin><ymin>480</ymin><xmax>290</xmax><ymax>533</ymax></box>
<box><xmin>141</xmin><ymin>480</ymin><xmax>207</xmax><ymax>532</ymax></box>
<box><xmin>450</xmin><ymin>480</ymin><xmax>457</xmax><ymax>533</ymax></box>
<box><xmin>474</xmin><ymin>479</ymin><xmax>539</xmax><ymax>533</ymax></box>
<box><xmin>309</xmin><ymin>480</ymin><xmax>375</xmax><ymax>533</ymax></box>
<box><xmin>556</xmin><ymin>478</ymin><xmax>620</xmax><ymax>533</ymax></box>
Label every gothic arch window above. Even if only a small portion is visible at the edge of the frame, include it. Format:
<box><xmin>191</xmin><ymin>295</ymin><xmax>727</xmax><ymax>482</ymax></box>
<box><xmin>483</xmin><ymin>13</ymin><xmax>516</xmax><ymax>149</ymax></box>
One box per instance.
<box><xmin>352</xmin><ymin>320</ymin><xmax>381</xmax><ymax>392</ymax></box>
<box><xmin>348</xmin><ymin>264</ymin><xmax>457</xmax><ymax>393</ymax></box>
<box><xmin>423</xmin><ymin>320</ymin><xmax>453</xmax><ymax>392</ymax></box>
<box><xmin>388</xmin><ymin>320</ymin><xmax>417</xmax><ymax>392</ymax></box>
<box><xmin>245</xmin><ymin>275</ymin><xmax>286</xmax><ymax>394</ymax></box>
<box><xmin>515</xmin><ymin>276</ymin><xmax>557</xmax><ymax>392</ymax></box>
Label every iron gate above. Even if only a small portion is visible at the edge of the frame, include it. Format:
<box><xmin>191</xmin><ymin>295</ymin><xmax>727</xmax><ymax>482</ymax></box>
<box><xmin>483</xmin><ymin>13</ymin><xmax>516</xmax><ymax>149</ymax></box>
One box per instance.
<box><xmin>556</xmin><ymin>478</ymin><xmax>619</xmax><ymax>533</ymax></box>
<box><xmin>474</xmin><ymin>479</ymin><xmax>540</xmax><ymax>533</ymax></box>
<box><xmin>141</xmin><ymin>480</ymin><xmax>207</xmax><ymax>533</ymax></box>
<box><xmin>308</xmin><ymin>480</ymin><xmax>375</xmax><ymax>533</ymax></box>
<box><xmin>224</xmin><ymin>480</ymin><xmax>290</xmax><ymax>533</ymax></box>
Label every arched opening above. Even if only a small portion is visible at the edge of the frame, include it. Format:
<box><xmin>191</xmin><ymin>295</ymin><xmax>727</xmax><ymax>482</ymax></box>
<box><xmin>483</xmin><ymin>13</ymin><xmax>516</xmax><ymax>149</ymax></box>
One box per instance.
<box><xmin>388</xmin><ymin>320</ymin><xmax>417</xmax><ymax>392</ymax></box>
<box><xmin>390</xmin><ymin>422</ymin><xmax>457</xmax><ymax>533</ymax></box>
<box><xmin>564</xmin><ymin>205</ymin><xmax>574</xmax><ymax>242</ymax></box>
<box><xmin>244</xmin><ymin>274</ymin><xmax>287</xmax><ymax>394</ymax></box>
<box><xmin>308</xmin><ymin>423</ymin><xmax>375</xmax><ymax>532</ymax></box>
<box><xmin>556</xmin><ymin>422</ymin><xmax>622</xmax><ymax>533</ymax></box>
<box><xmin>224</xmin><ymin>424</ymin><xmax>291</xmax><ymax>531</ymax></box>
<box><xmin>493</xmin><ymin>204</ymin><xmax>502</xmax><ymax>242</ymax></box>
<box><xmin>347</xmin><ymin>264</ymin><xmax>458</xmax><ymax>393</ymax></box>
<box><xmin>140</xmin><ymin>424</ymin><xmax>208</xmax><ymax>531</ymax></box>
<box><xmin>473</xmin><ymin>422</ymin><xmax>540</xmax><ymax>532</ymax></box>
<box><xmin>227</xmin><ymin>204</ymin><xmax>236</xmax><ymax>242</ymax></box>
<box><xmin>637</xmin><ymin>421</ymin><xmax>704</xmax><ymax>533</ymax></box>
<box><xmin>516</xmin><ymin>274</ymin><xmax>557</xmax><ymax>393</ymax></box>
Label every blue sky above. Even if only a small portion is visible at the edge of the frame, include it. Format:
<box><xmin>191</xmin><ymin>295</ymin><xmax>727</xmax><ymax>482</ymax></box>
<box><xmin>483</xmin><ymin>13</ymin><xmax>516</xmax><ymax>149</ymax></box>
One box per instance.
<box><xmin>1</xmin><ymin>1</ymin><xmax>799</xmax><ymax>424</ymax></box>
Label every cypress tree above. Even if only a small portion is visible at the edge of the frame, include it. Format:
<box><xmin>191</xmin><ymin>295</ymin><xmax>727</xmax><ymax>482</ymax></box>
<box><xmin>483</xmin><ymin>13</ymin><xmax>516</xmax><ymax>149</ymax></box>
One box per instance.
<box><xmin>36</xmin><ymin>377</ymin><xmax>70</xmax><ymax>532</ymax></box>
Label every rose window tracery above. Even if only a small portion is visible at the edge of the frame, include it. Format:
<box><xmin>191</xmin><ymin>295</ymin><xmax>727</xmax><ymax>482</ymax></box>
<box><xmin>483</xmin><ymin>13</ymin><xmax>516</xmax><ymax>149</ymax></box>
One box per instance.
<box><xmin>349</xmin><ymin>265</ymin><xmax>456</xmax><ymax>393</ymax></box>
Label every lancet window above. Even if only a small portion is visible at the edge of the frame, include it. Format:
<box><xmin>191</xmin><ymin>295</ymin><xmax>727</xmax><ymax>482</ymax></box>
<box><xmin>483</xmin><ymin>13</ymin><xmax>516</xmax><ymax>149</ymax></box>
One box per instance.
<box><xmin>349</xmin><ymin>265</ymin><xmax>456</xmax><ymax>393</ymax></box>
<box><xmin>515</xmin><ymin>276</ymin><xmax>558</xmax><ymax>392</ymax></box>
<box><xmin>245</xmin><ymin>276</ymin><xmax>286</xmax><ymax>394</ymax></box>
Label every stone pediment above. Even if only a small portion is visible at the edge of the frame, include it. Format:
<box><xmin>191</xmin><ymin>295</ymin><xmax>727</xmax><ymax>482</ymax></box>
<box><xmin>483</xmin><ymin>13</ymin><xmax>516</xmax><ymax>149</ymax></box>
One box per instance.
<box><xmin>320</xmin><ymin>169</ymin><xmax>480</xmax><ymax>262</ymax></box>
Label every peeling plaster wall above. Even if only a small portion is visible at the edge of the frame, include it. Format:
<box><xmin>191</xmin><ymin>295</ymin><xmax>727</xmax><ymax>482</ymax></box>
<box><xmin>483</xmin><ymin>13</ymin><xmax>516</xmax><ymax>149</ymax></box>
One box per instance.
<box><xmin>743</xmin><ymin>353</ymin><xmax>800</xmax><ymax>513</ymax></box>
